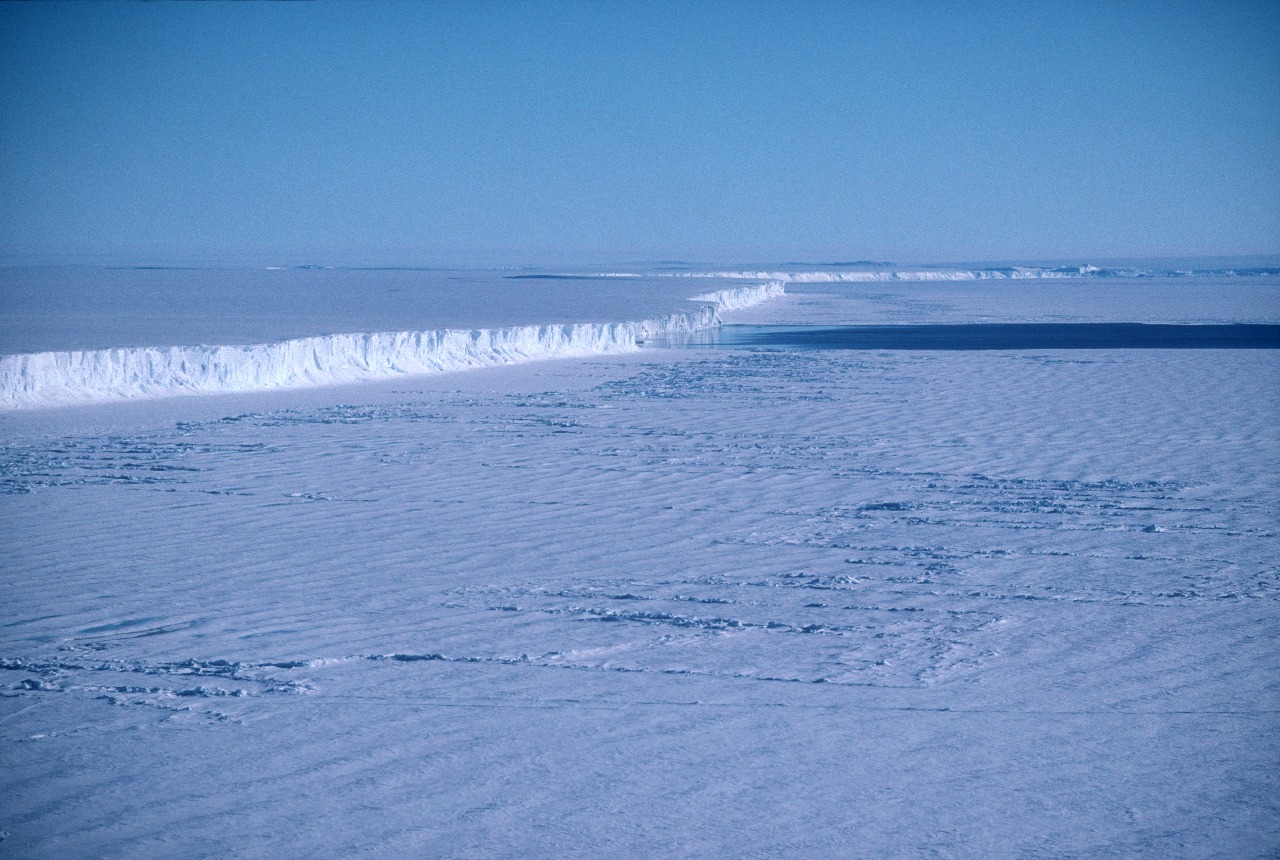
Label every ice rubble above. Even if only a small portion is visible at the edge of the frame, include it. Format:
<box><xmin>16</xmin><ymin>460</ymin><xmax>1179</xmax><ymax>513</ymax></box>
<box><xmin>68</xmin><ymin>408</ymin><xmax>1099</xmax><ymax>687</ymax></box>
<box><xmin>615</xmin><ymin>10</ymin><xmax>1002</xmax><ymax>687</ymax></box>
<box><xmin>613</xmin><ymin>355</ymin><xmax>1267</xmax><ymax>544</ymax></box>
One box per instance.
<box><xmin>0</xmin><ymin>285</ymin><xmax>784</xmax><ymax>410</ymax></box>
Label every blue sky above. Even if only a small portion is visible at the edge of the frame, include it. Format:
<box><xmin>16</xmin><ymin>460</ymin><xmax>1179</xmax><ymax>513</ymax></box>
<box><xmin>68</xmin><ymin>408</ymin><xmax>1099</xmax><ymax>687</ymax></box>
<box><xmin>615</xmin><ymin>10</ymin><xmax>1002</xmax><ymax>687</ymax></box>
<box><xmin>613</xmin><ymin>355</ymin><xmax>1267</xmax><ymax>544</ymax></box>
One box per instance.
<box><xmin>1</xmin><ymin>1</ymin><xmax>1277</xmax><ymax>265</ymax></box>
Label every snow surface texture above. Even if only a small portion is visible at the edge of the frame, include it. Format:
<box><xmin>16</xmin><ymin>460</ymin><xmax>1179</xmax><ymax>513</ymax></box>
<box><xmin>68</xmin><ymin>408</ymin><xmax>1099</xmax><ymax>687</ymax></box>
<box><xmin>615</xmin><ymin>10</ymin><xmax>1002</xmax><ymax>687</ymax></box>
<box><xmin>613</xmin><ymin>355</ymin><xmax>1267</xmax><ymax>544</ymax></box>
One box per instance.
<box><xmin>2</xmin><ymin>270</ymin><xmax>1278</xmax><ymax>858</ymax></box>
<box><xmin>0</xmin><ymin>284</ymin><xmax>781</xmax><ymax>410</ymax></box>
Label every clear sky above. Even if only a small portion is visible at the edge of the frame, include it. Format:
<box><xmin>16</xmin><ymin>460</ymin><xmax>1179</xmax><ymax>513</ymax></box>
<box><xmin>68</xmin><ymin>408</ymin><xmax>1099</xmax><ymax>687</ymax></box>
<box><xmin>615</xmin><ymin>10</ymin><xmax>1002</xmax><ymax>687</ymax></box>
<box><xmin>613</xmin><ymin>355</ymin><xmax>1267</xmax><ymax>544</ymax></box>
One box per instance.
<box><xmin>1</xmin><ymin>1</ymin><xmax>1277</xmax><ymax>265</ymax></box>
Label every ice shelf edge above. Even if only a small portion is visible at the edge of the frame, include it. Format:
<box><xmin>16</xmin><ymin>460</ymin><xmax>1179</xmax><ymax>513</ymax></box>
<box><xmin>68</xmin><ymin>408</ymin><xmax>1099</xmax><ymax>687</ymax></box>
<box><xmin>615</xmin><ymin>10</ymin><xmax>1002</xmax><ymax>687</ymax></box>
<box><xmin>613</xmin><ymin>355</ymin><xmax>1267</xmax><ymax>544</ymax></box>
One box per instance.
<box><xmin>0</xmin><ymin>284</ymin><xmax>786</xmax><ymax>411</ymax></box>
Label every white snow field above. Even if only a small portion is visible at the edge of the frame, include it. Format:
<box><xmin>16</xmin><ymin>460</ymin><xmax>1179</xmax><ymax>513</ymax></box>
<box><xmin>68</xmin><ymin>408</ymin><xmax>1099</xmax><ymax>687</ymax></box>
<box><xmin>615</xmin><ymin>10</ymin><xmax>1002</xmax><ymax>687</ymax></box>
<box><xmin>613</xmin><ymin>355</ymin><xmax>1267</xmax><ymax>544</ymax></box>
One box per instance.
<box><xmin>1</xmin><ymin>266</ymin><xmax>1278</xmax><ymax>858</ymax></box>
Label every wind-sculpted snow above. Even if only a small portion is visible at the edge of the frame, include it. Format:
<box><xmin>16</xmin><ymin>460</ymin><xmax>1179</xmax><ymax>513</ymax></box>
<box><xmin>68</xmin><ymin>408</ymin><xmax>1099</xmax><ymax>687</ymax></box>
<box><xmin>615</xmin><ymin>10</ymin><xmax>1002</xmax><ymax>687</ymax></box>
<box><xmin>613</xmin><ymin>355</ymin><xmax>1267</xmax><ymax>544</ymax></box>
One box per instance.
<box><xmin>0</xmin><ymin>306</ymin><xmax>733</xmax><ymax>411</ymax></box>
<box><xmin>3</xmin><ymin>322</ymin><xmax>1278</xmax><ymax>856</ymax></box>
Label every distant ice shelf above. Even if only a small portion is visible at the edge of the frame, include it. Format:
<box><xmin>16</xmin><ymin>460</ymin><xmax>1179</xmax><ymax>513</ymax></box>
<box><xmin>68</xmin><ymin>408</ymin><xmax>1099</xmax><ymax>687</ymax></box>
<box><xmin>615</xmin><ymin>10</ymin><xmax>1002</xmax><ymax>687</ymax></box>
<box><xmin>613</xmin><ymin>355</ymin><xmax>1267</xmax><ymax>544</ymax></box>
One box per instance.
<box><xmin>603</xmin><ymin>266</ymin><xmax>1280</xmax><ymax>282</ymax></box>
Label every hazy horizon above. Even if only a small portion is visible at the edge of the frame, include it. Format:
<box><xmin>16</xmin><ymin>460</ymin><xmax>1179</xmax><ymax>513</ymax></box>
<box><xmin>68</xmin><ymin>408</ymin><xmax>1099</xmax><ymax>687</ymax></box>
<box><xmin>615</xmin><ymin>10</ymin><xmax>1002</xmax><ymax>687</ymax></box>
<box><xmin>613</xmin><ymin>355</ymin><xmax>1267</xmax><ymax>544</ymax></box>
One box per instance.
<box><xmin>3</xmin><ymin>1</ymin><xmax>1278</xmax><ymax>264</ymax></box>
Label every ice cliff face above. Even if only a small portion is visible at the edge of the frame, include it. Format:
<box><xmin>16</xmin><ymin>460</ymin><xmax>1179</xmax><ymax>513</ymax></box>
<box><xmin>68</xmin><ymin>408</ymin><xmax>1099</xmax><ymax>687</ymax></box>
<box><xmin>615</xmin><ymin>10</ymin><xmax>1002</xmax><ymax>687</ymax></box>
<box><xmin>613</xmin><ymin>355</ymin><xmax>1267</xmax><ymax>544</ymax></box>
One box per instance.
<box><xmin>0</xmin><ymin>288</ymin><xmax>784</xmax><ymax>410</ymax></box>
<box><xmin>0</xmin><ymin>323</ymin><xmax>644</xmax><ymax>410</ymax></box>
<box><xmin>688</xmin><ymin>282</ymin><xmax>787</xmax><ymax>311</ymax></box>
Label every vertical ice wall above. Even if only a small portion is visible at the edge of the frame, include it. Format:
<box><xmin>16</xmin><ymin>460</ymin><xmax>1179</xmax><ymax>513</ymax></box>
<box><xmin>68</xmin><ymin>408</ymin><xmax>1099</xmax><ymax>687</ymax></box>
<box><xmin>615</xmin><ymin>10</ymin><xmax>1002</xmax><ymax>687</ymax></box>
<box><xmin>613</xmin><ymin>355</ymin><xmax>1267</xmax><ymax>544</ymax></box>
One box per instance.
<box><xmin>0</xmin><ymin>285</ymin><xmax>785</xmax><ymax>410</ymax></box>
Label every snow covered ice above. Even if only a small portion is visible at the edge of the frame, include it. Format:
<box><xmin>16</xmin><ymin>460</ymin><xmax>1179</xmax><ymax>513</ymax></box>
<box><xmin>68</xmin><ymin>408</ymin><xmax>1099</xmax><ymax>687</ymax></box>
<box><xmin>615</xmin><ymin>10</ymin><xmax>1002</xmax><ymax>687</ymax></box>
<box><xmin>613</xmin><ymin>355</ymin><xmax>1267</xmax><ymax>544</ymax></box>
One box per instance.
<box><xmin>1</xmin><ymin>265</ymin><xmax>1278</xmax><ymax>857</ymax></box>
<box><xmin>0</xmin><ymin>269</ymin><xmax>773</xmax><ymax>409</ymax></box>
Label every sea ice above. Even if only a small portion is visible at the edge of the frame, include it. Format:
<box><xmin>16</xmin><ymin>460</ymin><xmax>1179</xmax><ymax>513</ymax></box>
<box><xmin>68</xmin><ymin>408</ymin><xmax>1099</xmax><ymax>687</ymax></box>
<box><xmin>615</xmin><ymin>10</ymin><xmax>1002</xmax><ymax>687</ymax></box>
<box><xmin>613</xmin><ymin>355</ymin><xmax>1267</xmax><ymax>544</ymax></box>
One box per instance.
<box><xmin>0</xmin><ymin>267</ymin><xmax>1276</xmax><ymax>858</ymax></box>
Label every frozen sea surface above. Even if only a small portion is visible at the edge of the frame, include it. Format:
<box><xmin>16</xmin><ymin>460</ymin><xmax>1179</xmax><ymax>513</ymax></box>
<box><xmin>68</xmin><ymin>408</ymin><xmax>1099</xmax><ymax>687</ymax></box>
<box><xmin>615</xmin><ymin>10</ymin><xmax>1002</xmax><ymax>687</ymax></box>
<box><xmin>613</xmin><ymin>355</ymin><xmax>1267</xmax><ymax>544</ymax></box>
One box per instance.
<box><xmin>1</xmin><ymin>265</ymin><xmax>1278</xmax><ymax>857</ymax></box>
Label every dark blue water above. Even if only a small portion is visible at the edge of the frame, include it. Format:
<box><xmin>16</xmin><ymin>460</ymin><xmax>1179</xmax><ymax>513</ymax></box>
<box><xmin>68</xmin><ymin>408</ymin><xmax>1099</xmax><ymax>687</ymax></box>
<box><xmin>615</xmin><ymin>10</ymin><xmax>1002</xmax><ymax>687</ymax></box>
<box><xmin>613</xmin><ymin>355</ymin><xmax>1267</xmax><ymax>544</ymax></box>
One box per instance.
<box><xmin>649</xmin><ymin>324</ymin><xmax>1280</xmax><ymax>350</ymax></box>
